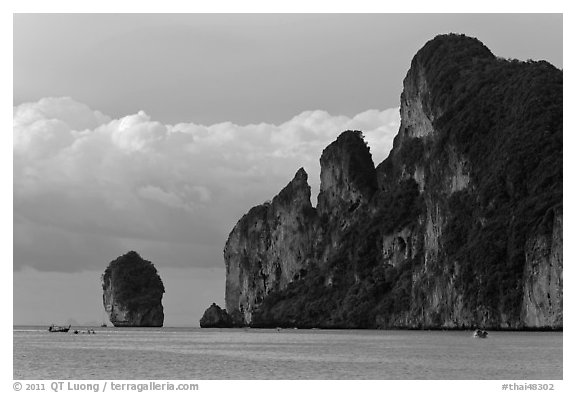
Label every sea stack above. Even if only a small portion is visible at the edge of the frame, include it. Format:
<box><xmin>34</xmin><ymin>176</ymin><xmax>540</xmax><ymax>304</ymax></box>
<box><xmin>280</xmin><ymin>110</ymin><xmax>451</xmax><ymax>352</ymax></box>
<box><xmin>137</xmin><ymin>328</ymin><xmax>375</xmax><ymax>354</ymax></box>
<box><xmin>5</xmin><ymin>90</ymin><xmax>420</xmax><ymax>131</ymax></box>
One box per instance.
<box><xmin>199</xmin><ymin>303</ymin><xmax>233</xmax><ymax>328</ymax></box>
<box><xmin>102</xmin><ymin>251</ymin><xmax>165</xmax><ymax>327</ymax></box>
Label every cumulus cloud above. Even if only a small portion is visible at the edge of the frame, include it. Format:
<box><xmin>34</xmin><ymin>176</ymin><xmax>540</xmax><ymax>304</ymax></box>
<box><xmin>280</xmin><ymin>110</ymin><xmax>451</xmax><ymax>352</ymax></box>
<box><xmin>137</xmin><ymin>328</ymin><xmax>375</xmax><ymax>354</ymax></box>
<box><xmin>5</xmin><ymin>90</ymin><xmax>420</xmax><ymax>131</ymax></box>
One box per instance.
<box><xmin>13</xmin><ymin>97</ymin><xmax>400</xmax><ymax>272</ymax></box>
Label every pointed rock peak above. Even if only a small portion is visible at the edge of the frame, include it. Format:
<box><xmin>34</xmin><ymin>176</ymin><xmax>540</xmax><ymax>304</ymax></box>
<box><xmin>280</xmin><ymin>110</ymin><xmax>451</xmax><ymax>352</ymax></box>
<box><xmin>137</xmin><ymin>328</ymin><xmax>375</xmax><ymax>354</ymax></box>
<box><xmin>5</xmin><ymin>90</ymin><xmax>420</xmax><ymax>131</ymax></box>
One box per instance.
<box><xmin>286</xmin><ymin>167</ymin><xmax>310</xmax><ymax>191</ymax></box>
<box><xmin>320</xmin><ymin>131</ymin><xmax>373</xmax><ymax>166</ymax></box>
<box><xmin>273</xmin><ymin>167</ymin><xmax>312</xmax><ymax>209</ymax></box>
<box><xmin>338</xmin><ymin>129</ymin><xmax>364</xmax><ymax>142</ymax></box>
<box><xmin>318</xmin><ymin>130</ymin><xmax>377</xmax><ymax>215</ymax></box>
<box><xmin>289</xmin><ymin>167</ymin><xmax>310</xmax><ymax>190</ymax></box>
<box><xmin>294</xmin><ymin>167</ymin><xmax>308</xmax><ymax>181</ymax></box>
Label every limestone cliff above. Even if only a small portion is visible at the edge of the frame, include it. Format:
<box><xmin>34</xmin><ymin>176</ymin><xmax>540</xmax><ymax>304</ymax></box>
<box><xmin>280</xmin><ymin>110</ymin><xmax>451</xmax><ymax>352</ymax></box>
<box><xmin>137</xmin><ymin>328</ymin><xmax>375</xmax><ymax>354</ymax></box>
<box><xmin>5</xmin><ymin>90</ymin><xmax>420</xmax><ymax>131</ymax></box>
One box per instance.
<box><xmin>102</xmin><ymin>251</ymin><xmax>165</xmax><ymax>327</ymax></box>
<box><xmin>224</xmin><ymin>168</ymin><xmax>319</xmax><ymax>326</ymax></box>
<box><xmin>522</xmin><ymin>206</ymin><xmax>563</xmax><ymax>327</ymax></box>
<box><xmin>221</xmin><ymin>34</ymin><xmax>562</xmax><ymax>330</ymax></box>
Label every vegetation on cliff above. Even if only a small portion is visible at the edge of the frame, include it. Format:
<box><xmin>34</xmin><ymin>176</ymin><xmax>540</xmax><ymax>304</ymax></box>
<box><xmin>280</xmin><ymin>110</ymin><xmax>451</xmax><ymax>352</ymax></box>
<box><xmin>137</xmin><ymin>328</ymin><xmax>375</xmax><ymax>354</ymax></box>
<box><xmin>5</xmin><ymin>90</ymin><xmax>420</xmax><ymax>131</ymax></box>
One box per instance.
<box><xmin>416</xmin><ymin>34</ymin><xmax>562</xmax><ymax>323</ymax></box>
<box><xmin>102</xmin><ymin>251</ymin><xmax>165</xmax><ymax>311</ymax></box>
<box><xmin>227</xmin><ymin>34</ymin><xmax>562</xmax><ymax>329</ymax></box>
<box><xmin>252</xmin><ymin>178</ymin><xmax>423</xmax><ymax>328</ymax></box>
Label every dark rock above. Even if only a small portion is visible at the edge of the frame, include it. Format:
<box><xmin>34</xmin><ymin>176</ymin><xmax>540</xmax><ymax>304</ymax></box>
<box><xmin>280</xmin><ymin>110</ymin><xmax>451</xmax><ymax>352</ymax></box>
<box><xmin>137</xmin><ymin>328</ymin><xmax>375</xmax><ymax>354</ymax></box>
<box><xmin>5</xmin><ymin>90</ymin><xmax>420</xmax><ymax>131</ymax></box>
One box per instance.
<box><xmin>102</xmin><ymin>251</ymin><xmax>165</xmax><ymax>327</ymax></box>
<box><xmin>200</xmin><ymin>303</ymin><xmax>233</xmax><ymax>328</ymax></box>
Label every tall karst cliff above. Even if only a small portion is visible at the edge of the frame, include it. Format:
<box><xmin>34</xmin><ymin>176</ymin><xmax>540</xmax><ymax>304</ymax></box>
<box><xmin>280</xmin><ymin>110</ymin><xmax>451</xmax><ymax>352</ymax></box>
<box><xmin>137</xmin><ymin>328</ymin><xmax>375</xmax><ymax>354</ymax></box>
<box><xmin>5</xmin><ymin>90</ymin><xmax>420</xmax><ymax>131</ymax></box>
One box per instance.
<box><xmin>221</xmin><ymin>34</ymin><xmax>563</xmax><ymax>330</ymax></box>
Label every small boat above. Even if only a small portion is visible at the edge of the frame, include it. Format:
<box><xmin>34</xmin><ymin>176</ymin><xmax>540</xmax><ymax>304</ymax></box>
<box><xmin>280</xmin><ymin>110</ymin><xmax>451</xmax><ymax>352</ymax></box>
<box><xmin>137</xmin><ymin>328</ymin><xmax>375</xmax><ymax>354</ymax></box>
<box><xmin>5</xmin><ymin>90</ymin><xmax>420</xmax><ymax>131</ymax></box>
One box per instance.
<box><xmin>100</xmin><ymin>323</ymin><xmax>107</xmax><ymax>327</ymax></box>
<box><xmin>473</xmin><ymin>329</ymin><xmax>488</xmax><ymax>338</ymax></box>
<box><xmin>73</xmin><ymin>329</ymin><xmax>96</xmax><ymax>335</ymax></box>
<box><xmin>48</xmin><ymin>324</ymin><xmax>71</xmax><ymax>333</ymax></box>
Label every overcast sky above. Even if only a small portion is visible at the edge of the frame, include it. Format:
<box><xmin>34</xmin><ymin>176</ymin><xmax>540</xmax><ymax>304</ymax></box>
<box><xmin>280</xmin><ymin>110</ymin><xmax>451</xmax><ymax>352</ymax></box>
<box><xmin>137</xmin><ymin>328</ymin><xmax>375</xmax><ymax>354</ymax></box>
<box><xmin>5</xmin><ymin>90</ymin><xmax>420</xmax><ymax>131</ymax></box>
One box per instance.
<box><xmin>13</xmin><ymin>14</ymin><xmax>562</xmax><ymax>326</ymax></box>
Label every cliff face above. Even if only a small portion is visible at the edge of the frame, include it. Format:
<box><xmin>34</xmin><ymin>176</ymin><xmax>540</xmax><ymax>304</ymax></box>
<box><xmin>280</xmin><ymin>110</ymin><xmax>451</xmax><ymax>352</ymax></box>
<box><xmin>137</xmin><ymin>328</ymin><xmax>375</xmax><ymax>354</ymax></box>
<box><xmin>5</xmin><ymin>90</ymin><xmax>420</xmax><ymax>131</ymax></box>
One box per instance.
<box><xmin>102</xmin><ymin>251</ymin><xmax>165</xmax><ymax>327</ymax></box>
<box><xmin>224</xmin><ymin>168</ymin><xmax>319</xmax><ymax>325</ymax></box>
<box><xmin>522</xmin><ymin>206</ymin><xmax>563</xmax><ymax>327</ymax></box>
<box><xmin>222</xmin><ymin>34</ymin><xmax>562</xmax><ymax>330</ymax></box>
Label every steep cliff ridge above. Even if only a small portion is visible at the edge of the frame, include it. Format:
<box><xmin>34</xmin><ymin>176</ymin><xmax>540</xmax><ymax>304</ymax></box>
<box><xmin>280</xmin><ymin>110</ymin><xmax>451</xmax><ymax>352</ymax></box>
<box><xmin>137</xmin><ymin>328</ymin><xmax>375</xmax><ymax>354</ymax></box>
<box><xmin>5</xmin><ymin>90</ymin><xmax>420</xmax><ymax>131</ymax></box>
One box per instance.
<box><xmin>218</xmin><ymin>34</ymin><xmax>562</xmax><ymax>330</ymax></box>
<box><xmin>102</xmin><ymin>251</ymin><xmax>165</xmax><ymax>327</ymax></box>
<box><xmin>224</xmin><ymin>168</ymin><xmax>318</xmax><ymax>326</ymax></box>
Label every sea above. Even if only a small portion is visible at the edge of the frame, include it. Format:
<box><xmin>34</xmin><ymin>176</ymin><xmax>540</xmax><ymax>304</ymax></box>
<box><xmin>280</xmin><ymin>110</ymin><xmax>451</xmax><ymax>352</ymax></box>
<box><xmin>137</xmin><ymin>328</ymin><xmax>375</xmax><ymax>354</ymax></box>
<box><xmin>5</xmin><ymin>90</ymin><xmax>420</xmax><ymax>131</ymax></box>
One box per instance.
<box><xmin>13</xmin><ymin>326</ymin><xmax>562</xmax><ymax>380</ymax></box>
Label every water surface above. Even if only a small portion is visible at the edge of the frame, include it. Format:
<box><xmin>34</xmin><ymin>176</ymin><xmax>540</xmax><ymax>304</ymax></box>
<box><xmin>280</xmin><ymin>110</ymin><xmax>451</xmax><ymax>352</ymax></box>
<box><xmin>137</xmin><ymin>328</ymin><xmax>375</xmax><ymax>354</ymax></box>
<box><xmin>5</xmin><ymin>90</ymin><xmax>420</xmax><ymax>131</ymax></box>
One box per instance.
<box><xmin>13</xmin><ymin>327</ymin><xmax>562</xmax><ymax>379</ymax></box>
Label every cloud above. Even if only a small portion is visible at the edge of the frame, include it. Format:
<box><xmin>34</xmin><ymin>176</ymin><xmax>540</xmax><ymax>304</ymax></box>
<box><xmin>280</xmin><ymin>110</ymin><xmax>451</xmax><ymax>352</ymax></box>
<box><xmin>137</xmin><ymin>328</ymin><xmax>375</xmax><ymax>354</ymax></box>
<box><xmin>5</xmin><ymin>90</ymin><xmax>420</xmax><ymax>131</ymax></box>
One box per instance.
<box><xmin>14</xmin><ymin>97</ymin><xmax>400</xmax><ymax>272</ymax></box>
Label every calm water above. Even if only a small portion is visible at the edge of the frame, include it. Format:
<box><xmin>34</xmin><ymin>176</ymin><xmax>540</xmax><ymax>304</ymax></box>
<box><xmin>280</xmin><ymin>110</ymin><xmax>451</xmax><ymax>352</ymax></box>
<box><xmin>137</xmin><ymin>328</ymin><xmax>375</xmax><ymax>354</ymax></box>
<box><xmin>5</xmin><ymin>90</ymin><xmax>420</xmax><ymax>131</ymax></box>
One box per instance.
<box><xmin>13</xmin><ymin>326</ymin><xmax>562</xmax><ymax>380</ymax></box>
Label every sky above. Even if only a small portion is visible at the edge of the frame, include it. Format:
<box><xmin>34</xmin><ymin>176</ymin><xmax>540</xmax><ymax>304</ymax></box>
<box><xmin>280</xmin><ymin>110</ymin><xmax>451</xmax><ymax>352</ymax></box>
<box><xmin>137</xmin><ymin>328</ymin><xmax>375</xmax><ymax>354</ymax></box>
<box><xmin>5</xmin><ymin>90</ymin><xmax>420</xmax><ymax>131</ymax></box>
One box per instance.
<box><xmin>12</xmin><ymin>13</ymin><xmax>563</xmax><ymax>326</ymax></box>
